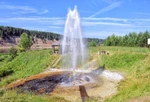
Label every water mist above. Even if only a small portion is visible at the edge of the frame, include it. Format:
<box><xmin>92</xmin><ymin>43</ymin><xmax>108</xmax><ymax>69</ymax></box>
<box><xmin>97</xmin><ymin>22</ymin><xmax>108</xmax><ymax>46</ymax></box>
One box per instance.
<box><xmin>62</xmin><ymin>6</ymin><xmax>87</xmax><ymax>76</ymax></box>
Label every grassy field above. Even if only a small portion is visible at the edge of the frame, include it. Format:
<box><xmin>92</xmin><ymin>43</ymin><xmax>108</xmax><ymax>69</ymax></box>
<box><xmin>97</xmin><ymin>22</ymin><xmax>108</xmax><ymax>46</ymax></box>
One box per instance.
<box><xmin>0</xmin><ymin>53</ymin><xmax>10</xmax><ymax>68</ymax></box>
<box><xmin>91</xmin><ymin>46</ymin><xmax>150</xmax><ymax>102</ymax></box>
<box><xmin>0</xmin><ymin>46</ymin><xmax>150</xmax><ymax>102</ymax></box>
<box><xmin>0</xmin><ymin>49</ymin><xmax>69</xmax><ymax>102</ymax></box>
<box><xmin>0</xmin><ymin>49</ymin><xmax>60</xmax><ymax>88</ymax></box>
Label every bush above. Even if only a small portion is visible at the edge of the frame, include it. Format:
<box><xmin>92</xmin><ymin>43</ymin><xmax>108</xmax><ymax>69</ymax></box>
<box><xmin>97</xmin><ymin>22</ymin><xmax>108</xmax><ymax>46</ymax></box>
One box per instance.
<box><xmin>17</xmin><ymin>46</ymin><xmax>25</xmax><ymax>52</ymax></box>
<box><xmin>8</xmin><ymin>47</ymin><xmax>17</xmax><ymax>61</ymax></box>
<box><xmin>89</xmin><ymin>40</ymin><xmax>97</xmax><ymax>47</ymax></box>
<box><xmin>19</xmin><ymin>32</ymin><xmax>32</xmax><ymax>50</ymax></box>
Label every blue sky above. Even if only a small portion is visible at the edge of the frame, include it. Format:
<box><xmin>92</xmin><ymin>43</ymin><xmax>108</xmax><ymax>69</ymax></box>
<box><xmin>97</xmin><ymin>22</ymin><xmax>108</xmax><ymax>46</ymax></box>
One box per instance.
<box><xmin>0</xmin><ymin>0</ymin><xmax>150</xmax><ymax>38</ymax></box>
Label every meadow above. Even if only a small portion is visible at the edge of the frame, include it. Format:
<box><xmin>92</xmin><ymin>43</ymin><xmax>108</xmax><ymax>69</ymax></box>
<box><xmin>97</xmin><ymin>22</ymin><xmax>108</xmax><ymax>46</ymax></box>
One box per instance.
<box><xmin>0</xmin><ymin>46</ymin><xmax>150</xmax><ymax>102</ymax></box>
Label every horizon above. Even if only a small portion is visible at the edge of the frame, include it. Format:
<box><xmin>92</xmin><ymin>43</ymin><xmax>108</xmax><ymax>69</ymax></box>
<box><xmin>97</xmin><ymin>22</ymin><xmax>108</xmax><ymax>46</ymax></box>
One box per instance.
<box><xmin>0</xmin><ymin>0</ymin><xmax>150</xmax><ymax>39</ymax></box>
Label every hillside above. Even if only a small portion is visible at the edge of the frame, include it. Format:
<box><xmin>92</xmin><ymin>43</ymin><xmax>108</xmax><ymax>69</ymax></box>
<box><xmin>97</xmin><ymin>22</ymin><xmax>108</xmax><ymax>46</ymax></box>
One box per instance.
<box><xmin>0</xmin><ymin>26</ymin><xmax>61</xmax><ymax>49</ymax></box>
<box><xmin>0</xmin><ymin>26</ymin><xmax>104</xmax><ymax>50</ymax></box>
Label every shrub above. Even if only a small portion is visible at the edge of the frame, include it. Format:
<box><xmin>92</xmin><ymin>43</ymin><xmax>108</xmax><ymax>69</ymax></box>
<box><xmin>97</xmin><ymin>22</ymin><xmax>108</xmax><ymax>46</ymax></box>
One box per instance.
<box><xmin>89</xmin><ymin>40</ymin><xmax>97</xmax><ymax>47</ymax></box>
<box><xmin>8</xmin><ymin>47</ymin><xmax>17</xmax><ymax>61</ymax></box>
<box><xmin>19</xmin><ymin>32</ymin><xmax>32</xmax><ymax>50</ymax></box>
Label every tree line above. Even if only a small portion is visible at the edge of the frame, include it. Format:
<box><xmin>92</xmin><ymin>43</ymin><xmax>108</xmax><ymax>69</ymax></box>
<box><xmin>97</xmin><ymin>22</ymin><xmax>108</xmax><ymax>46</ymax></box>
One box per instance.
<box><xmin>86</xmin><ymin>38</ymin><xmax>104</xmax><ymax>47</ymax></box>
<box><xmin>104</xmin><ymin>31</ymin><xmax>150</xmax><ymax>47</ymax></box>
<box><xmin>0</xmin><ymin>26</ymin><xmax>61</xmax><ymax>41</ymax></box>
<box><xmin>0</xmin><ymin>26</ymin><xmax>104</xmax><ymax>44</ymax></box>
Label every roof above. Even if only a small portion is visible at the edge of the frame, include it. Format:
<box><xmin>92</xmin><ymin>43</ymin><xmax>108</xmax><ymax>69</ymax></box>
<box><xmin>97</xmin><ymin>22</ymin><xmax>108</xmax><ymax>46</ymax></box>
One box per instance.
<box><xmin>52</xmin><ymin>41</ymin><xmax>61</xmax><ymax>46</ymax></box>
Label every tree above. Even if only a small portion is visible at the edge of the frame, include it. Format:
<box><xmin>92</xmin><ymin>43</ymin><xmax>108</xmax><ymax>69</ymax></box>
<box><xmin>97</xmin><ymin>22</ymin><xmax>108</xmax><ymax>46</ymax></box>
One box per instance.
<box><xmin>104</xmin><ymin>36</ymin><xmax>111</xmax><ymax>46</ymax></box>
<box><xmin>0</xmin><ymin>30</ymin><xmax>3</xmax><ymax>38</ymax></box>
<box><xmin>89</xmin><ymin>40</ymin><xmax>97</xmax><ymax>47</ymax></box>
<box><xmin>143</xmin><ymin>31</ymin><xmax>150</xmax><ymax>47</ymax></box>
<box><xmin>19</xmin><ymin>32</ymin><xmax>32</xmax><ymax>50</ymax></box>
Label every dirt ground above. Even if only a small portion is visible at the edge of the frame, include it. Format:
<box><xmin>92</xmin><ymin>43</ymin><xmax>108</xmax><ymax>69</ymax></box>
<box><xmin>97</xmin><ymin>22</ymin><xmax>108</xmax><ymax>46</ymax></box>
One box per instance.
<box><xmin>6</xmin><ymin>70</ymin><xmax>123</xmax><ymax>102</ymax></box>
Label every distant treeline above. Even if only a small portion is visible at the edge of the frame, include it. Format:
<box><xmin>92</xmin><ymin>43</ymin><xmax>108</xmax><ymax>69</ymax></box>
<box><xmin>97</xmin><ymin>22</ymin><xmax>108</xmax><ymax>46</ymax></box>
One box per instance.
<box><xmin>104</xmin><ymin>31</ymin><xmax>150</xmax><ymax>47</ymax></box>
<box><xmin>0</xmin><ymin>26</ymin><xmax>61</xmax><ymax>40</ymax></box>
<box><xmin>0</xmin><ymin>26</ymin><xmax>104</xmax><ymax>45</ymax></box>
<box><xmin>86</xmin><ymin>38</ymin><xmax>104</xmax><ymax>46</ymax></box>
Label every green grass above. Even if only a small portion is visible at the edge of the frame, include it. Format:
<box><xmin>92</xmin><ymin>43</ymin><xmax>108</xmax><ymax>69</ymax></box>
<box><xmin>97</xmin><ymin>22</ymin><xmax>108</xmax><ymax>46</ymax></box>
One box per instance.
<box><xmin>106</xmin><ymin>54</ymin><xmax>150</xmax><ymax>102</ymax></box>
<box><xmin>0</xmin><ymin>46</ymin><xmax>150</xmax><ymax>102</ymax></box>
<box><xmin>0</xmin><ymin>54</ymin><xmax>10</xmax><ymax>68</ymax></box>
<box><xmin>0</xmin><ymin>49</ymin><xmax>69</xmax><ymax>102</ymax></box>
<box><xmin>0</xmin><ymin>90</ymin><xmax>69</xmax><ymax>102</ymax></box>
<box><xmin>89</xmin><ymin>46</ymin><xmax>150</xmax><ymax>55</ymax></box>
<box><xmin>99</xmin><ymin>53</ymin><xmax>147</xmax><ymax>71</ymax></box>
<box><xmin>92</xmin><ymin>46</ymin><xmax>150</xmax><ymax>102</ymax></box>
<box><xmin>0</xmin><ymin>49</ymin><xmax>59</xmax><ymax>88</ymax></box>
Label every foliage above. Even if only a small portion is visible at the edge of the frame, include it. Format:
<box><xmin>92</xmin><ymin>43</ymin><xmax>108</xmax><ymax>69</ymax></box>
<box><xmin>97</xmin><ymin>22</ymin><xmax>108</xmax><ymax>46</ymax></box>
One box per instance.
<box><xmin>8</xmin><ymin>47</ymin><xmax>17</xmax><ymax>61</ymax></box>
<box><xmin>17</xmin><ymin>46</ymin><xmax>25</xmax><ymax>52</ymax></box>
<box><xmin>0</xmin><ymin>54</ymin><xmax>10</xmax><ymax>68</ymax></box>
<box><xmin>89</xmin><ymin>40</ymin><xmax>97</xmax><ymax>47</ymax></box>
<box><xmin>86</xmin><ymin>38</ymin><xmax>104</xmax><ymax>46</ymax></box>
<box><xmin>19</xmin><ymin>33</ymin><xmax>32</xmax><ymax>50</ymax></box>
<box><xmin>0</xmin><ymin>26</ymin><xmax>61</xmax><ymax>41</ymax></box>
<box><xmin>0</xmin><ymin>26</ymin><xmax>105</xmax><ymax>45</ymax></box>
<box><xmin>0</xmin><ymin>30</ymin><xmax>3</xmax><ymax>38</ymax></box>
<box><xmin>104</xmin><ymin>31</ymin><xmax>150</xmax><ymax>47</ymax></box>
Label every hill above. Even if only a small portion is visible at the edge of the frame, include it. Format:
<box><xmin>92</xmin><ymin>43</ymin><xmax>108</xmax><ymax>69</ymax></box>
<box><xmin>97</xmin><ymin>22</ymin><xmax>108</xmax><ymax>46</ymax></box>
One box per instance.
<box><xmin>0</xmin><ymin>26</ymin><xmax>104</xmax><ymax>50</ymax></box>
<box><xmin>0</xmin><ymin>26</ymin><xmax>61</xmax><ymax>49</ymax></box>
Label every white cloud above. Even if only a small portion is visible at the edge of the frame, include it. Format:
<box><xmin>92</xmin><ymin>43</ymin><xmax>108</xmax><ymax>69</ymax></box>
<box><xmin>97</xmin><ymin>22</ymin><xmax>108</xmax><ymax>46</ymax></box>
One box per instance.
<box><xmin>82</xmin><ymin>21</ymin><xmax>132</xmax><ymax>26</ymax></box>
<box><xmin>5</xmin><ymin>17</ymin><xmax>65</xmax><ymax>25</ymax></box>
<box><xmin>0</xmin><ymin>16</ymin><xmax>150</xmax><ymax>38</ymax></box>
<box><xmin>82</xmin><ymin>17</ymin><xmax>127</xmax><ymax>22</ymax></box>
<box><xmin>9</xmin><ymin>17</ymin><xmax>64</xmax><ymax>21</ymax></box>
<box><xmin>38</xmin><ymin>9</ymin><xmax>49</xmax><ymax>14</ymax></box>
<box><xmin>1</xmin><ymin>17</ymin><xmax>150</xmax><ymax>28</ymax></box>
<box><xmin>89</xmin><ymin>0</ymin><xmax>99</xmax><ymax>7</ymax></box>
<box><xmin>0</xmin><ymin>3</ymin><xmax>49</xmax><ymax>15</ymax></box>
<box><xmin>87</xmin><ymin>1</ymin><xmax>121</xmax><ymax>18</ymax></box>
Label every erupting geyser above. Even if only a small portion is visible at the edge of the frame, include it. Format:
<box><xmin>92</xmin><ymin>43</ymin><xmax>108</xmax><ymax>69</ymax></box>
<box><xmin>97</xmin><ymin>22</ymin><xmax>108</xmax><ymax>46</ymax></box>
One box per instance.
<box><xmin>62</xmin><ymin>6</ymin><xmax>87</xmax><ymax>74</ymax></box>
<box><xmin>61</xmin><ymin>6</ymin><xmax>89</xmax><ymax>86</ymax></box>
